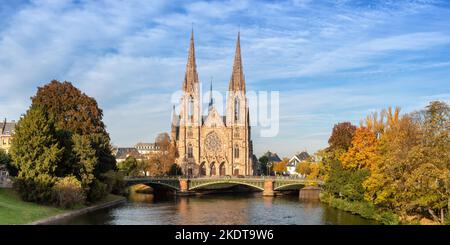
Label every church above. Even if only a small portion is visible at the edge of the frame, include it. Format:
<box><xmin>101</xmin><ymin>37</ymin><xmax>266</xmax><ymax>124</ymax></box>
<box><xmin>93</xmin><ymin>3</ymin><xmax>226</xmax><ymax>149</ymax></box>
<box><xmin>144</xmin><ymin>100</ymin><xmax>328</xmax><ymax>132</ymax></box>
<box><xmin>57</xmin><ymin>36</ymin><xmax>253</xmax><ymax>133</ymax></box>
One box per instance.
<box><xmin>171</xmin><ymin>30</ymin><xmax>254</xmax><ymax>177</ymax></box>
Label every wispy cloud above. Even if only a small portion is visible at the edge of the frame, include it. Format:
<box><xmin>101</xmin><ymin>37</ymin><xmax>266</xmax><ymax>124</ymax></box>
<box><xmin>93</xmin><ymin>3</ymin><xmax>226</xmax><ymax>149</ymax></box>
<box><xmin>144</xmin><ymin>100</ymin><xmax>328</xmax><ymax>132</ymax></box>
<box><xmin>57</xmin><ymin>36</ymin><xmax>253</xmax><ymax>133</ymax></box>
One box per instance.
<box><xmin>0</xmin><ymin>0</ymin><xmax>449</xmax><ymax>157</ymax></box>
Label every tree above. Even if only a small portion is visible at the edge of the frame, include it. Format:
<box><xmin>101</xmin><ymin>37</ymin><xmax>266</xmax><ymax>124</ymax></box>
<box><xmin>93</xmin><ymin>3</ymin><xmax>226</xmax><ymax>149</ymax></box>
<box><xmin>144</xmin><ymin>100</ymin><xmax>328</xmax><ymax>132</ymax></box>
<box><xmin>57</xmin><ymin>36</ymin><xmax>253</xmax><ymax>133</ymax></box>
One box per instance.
<box><xmin>273</xmin><ymin>158</ymin><xmax>289</xmax><ymax>175</ymax></box>
<box><xmin>296</xmin><ymin>162</ymin><xmax>311</xmax><ymax>176</ymax></box>
<box><xmin>72</xmin><ymin>134</ymin><xmax>97</xmax><ymax>192</ymax></box>
<box><xmin>10</xmin><ymin>106</ymin><xmax>63</xmax><ymax>203</ymax></box>
<box><xmin>168</xmin><ymin>164</ymin><xmax>183</xmax><ymax>176</ymax></box>
<box><xmin>32</xmin><ymin>80</ymin><xmax>106</xmax><ymax>135</ymax></box>
<box><xmin>258</xmin><ymin>156</ymin><xmax>269</xmax><ymax>175</ymax></box>
<box><xmin>307</xmin><ymin>162</ymin><xmax>324</xmax><ymax>181</ymax></box>
<box><xmin>328</xmin><ymin>122</ymin><xmax>357</xmax><ymax>153</ymax></box>
<box><xmin>145</xmin><ymin>132</ymin><xmax>177</xmax><ymax>176</ymax></box>
<box><xmin>324</xmin><ymin>160</ymin><xmax>369</xmax><ymax>202</ymax></box>
<box><xmin>339</xmin><ymin>127</ymin><xmax>378</xmax><ymax>170</ymax></box>
<box><xmin>363</xmin><ymin>115</ymin><xmax>422</xmax><ymax>211</ymax></box>
<box><xmin>118</xmin><ymin>156</ymin><xmax>139</xmax><ymax>176</ymax></box>
<box><xmin>31</xmin><ymin>80</ymin><xmax>116</xmax><ymax>178</ymax></box>
<box><xmin>0</xmin><ymin>149</ymin><xmax>17</xmax><ymax>176</ymax></box>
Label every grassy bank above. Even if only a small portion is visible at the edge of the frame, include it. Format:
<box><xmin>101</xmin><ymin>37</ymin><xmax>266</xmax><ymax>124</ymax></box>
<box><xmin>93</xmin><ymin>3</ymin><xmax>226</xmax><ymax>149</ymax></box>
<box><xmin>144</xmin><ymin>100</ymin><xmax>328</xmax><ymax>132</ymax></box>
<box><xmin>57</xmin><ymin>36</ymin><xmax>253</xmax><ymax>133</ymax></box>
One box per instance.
<box><xmin>320</xmin><ymin>192</ymin><xmax>400</xmax><ymax>225</ymax></box>
<box><xmin>0</xmin><ymin>188</ymin><xmax>123</xmax><ymax>225</ymax></box>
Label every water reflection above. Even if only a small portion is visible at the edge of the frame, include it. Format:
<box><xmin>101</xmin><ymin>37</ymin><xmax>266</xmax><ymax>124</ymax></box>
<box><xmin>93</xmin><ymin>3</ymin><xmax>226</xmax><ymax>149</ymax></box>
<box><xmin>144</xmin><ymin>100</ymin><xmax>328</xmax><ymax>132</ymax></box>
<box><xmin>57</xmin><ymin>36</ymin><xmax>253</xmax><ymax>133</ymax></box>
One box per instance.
<box><xmin>54</xmin><ymin>192</ymin><xmax>379</xmax><ymax>225</ymax></box>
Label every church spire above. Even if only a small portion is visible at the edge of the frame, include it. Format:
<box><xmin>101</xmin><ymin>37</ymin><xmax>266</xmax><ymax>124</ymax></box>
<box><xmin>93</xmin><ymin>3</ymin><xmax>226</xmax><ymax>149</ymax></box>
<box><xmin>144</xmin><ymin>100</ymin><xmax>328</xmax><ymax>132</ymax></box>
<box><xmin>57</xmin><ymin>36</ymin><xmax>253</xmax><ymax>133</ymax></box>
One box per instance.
<box><xmin>208</xmin><ymin>77</ymin><xmax>214</xmax><ymax>110</ymax></box>
<box><xmin>183</xmin><ymin>29</ymin><xmax>199</xmax><ymax>92</ymax></box>
<box><xmin>229</xmin><ymin>31</ymin><xmax>245</xmax><ymax>92</ymax></box>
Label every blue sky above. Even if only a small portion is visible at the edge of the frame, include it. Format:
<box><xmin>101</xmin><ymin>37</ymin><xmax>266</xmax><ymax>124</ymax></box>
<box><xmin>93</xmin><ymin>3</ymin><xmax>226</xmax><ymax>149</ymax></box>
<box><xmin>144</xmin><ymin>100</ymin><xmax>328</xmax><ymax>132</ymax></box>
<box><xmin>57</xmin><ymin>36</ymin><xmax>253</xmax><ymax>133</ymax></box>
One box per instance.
<box><xmin>0</xmin><ymin>0</ymin><xmax>449</xmax><ymax>157</ymax></box>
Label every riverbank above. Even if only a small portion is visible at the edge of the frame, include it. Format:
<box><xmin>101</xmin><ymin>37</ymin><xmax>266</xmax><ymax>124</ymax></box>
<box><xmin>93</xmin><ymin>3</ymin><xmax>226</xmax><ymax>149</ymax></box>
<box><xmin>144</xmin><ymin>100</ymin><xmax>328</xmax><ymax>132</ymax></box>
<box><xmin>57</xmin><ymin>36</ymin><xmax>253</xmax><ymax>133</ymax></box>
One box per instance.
<box><xmin>0</xmin><ymin>188</ymin><xmax>125</xmax><ymax>225</ymax></box>
<box><xmin>320</xmin><ymin>192</ymin><xmax>400</xmax><ymax>225</ymax></box>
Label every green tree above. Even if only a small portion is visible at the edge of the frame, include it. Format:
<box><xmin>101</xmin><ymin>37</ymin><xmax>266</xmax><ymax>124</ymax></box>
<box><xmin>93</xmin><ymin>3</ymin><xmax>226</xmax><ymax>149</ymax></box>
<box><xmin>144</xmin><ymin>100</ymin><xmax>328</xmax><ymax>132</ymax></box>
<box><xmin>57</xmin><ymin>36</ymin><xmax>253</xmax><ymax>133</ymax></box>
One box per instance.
<box><xmin>0</xmin><ymin>149</ymin><xmax>17</xmax><ymax>176</ymax></box>
<box><xmin>10</xmin><ymin>106</ymin><xmax>63</xmax><ymax>203</ymax></box>
<box><xmin>72</xmin><ymin>134</ymin><xmax>97</xmax><ymax>193</ymax></box>
<box><xmin>258</xmin><ymin>156</ymin><xmax>270</xmax><ymax>175</ymax></box>
<box><xmin>324</xmin><ymin>160</ymin><xmax>369</xmax><ymax>202</ymax></box>
<box><xmin>118</xmin><ymin>156</ymin><xmax>139</xmax><ymax>176</ymax></box>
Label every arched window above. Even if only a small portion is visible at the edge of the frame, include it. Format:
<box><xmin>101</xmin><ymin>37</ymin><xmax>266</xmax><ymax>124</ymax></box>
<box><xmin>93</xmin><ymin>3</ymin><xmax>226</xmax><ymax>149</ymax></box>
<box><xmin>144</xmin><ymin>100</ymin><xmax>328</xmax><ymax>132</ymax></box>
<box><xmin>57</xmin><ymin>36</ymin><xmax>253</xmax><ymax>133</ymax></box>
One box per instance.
<box><xmin>199</xmin><ymin>162</ymin><xmax>206</xmax><ymax>176</ymax></box>
<box><xmin>234</xmin><ymin>97</ymin><xmax>240</xmax><ymax>122</ymax></box>
<box><xmin>210</xmin><ymin>162</ymin><xmax>216</xmax><ymax>176</ymax></box>
<box><xmin>219</xmin><ymin>162</ymin><xmax>226</xmax><ymax>176</ymax></box>
<box><xmin>188</xmin><ymin>96</ymin><xmax>194</xmax><ymax>119</ymax></box>
<box><xmin>234</xmin><ymin>145</ymin><xmax>239</xmax><ymax>159</ymax></box>
<box><xmin>187</xmin><ymin>144</ymin><xmax>193</xmax><ymax>158</ymax></box>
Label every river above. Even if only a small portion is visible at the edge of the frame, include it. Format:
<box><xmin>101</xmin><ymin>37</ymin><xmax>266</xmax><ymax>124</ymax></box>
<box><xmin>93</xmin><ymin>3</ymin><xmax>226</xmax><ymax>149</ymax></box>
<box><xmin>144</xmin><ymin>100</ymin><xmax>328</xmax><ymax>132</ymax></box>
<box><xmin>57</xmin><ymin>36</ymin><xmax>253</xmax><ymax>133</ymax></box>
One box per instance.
<box><xmin>54</xmin><ymin>192</ymin><xmax>378</xmax><ymax>225</ymax></box>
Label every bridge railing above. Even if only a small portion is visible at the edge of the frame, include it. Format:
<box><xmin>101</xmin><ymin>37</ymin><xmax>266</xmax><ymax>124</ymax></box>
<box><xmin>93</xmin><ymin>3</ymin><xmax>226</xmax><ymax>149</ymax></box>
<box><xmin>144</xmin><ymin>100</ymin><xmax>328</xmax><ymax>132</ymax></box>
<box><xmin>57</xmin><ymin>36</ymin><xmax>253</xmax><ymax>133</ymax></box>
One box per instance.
<box><xmin>124</xmin><ymin>175</ymin><xmax>323</xmax><ymax>184</ymax></box>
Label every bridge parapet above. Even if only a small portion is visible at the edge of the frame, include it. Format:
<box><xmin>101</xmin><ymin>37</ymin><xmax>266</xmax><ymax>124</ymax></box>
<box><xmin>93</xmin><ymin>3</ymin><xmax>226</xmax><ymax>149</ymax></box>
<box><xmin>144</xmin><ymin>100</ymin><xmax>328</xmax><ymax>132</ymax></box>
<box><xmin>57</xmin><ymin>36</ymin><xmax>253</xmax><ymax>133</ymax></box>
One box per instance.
<box><xmin>124</xmin><ymin>176</ymin><xmax>323</xmax><ymax>196</ymax></box>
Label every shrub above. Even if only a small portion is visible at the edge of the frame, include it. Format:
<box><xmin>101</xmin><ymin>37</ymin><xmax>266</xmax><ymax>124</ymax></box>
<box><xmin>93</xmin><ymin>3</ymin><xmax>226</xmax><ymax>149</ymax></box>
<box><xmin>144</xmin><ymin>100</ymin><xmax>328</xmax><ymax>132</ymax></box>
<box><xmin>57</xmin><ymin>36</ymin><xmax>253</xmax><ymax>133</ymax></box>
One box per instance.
<box><xmin>13</xmin><ymin>175</ymin><xmax>55</xmax><ymax>204</ymax></box>
<box><xmin>101</xmin><ymin>170</ymin><xmax>125</xmax><ymax>195</ymax></box>
<box><xmin>87</xmin><ymin>179</ymin><xmax>108</xmax><ymax>202</ymax></box>
<box><xmin>52</xmin><ymin>176</ymin><xmax>85</xmax><ymax>208</ymax></box>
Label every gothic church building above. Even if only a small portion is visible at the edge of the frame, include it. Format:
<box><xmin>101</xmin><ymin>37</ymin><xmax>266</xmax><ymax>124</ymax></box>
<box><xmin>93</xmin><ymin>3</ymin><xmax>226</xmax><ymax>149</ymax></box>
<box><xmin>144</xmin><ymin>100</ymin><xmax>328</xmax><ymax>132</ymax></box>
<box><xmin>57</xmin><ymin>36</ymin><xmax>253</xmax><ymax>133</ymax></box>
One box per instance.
<box><xmin>171</xmin><ymin>31</ymin><xmax>254</xmax><ymax>176</ymax></box>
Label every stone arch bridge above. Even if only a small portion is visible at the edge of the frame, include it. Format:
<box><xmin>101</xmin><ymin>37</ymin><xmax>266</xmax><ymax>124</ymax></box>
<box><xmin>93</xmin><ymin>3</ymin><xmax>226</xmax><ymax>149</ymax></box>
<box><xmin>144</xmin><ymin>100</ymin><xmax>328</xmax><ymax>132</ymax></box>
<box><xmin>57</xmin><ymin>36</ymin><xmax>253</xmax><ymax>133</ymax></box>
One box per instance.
<box><xmin>125</xmin><ymin>176</ymin><xmax>323</xmax><ymax>196</ymax></box>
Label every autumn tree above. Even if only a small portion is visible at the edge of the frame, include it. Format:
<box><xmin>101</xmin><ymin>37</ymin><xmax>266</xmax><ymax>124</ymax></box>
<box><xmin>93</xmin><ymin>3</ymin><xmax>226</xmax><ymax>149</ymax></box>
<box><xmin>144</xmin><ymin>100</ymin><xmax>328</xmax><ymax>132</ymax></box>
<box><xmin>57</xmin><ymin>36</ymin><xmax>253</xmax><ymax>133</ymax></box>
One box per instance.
<box><xmin>340</xmin><ymin>127</ymin><xmax>378</xmax><ymax>170</ymax></box>
<box><xmin>31</xmin><ymin>80</ymin><xmax>116</xmax><ymax>178</ymax></box>
<box><xmin>273</xmin><ymin>158</ymin><xmax>289</xmax><ymax>175</ymax></box>
<box><xmin>145</xmin><ymin>132</ymin><xmax>178</xmax><ymax>176</ymax></box>
<box><xmin>328</xmin><ymin>122</ymin><xmax>357</xmax><ymax>151</ymax></box>
<box><xmin>296</xmin><ymin>162</ymin><xmax>311</xmax><ymax>176</ymax></box>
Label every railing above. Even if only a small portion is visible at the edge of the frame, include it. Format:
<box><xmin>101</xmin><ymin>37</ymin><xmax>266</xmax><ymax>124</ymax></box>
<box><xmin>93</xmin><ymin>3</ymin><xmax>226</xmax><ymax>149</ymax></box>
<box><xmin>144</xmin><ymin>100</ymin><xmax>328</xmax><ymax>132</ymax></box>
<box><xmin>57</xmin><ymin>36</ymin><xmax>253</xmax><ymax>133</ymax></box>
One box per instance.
<box><xmin>124</xmin><ymin>175</ymin><xmax>323</xmax><ymax>184</ymax></box>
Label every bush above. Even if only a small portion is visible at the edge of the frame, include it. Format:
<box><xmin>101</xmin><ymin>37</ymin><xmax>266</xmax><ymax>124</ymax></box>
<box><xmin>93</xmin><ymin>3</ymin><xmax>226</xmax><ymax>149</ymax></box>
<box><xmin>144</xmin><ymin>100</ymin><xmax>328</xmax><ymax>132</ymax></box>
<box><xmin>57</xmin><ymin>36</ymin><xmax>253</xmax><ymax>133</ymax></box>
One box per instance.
<box><xmin>52</xmin><ymin>176</ymin><xmax>85</xmax><ymax>208</ymax></box>
<box><xmin>13</xmin><ymin>175</ymin><xmax>55</xmax><ymax>204</ymax></box>
<box><xmin>320</xmin><ymin>192</ymin><xmax>399</xmax><ymax>225</ymax></box>
<box><xmin>101</xmin><ymin>170</ymin><xmax>125</xmax><ymax>195</ymax></box>
<box><xmin>87</xmin><ymin>179</ymin><xmax>108</xmax><ymax>202</ymax></box>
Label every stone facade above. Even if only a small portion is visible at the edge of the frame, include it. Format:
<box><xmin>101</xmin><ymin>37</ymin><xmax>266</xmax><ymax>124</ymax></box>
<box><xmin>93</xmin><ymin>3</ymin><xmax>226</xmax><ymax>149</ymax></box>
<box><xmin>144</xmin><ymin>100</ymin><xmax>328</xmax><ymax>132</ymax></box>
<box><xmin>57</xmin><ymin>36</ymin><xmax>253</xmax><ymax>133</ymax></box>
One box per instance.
<box><xmin>171</xmin><ymin>31</ymin><xmax>253</xmax><ymax>177</ymax></box>
<box><xmin>0</xmin><ymin>119</ymin><xmax>16</xmax><ymax>154</ymax></box>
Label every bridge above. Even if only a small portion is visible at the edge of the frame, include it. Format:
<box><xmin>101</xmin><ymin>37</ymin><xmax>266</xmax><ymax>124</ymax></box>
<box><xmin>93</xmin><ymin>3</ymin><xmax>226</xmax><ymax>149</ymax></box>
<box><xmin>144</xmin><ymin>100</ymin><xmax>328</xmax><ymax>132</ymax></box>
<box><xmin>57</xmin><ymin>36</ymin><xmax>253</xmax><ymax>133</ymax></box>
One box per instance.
<box><xmin>125</xmin><ymin>176</ymin><xmax>324</xmax><ymax>196</ymax></box>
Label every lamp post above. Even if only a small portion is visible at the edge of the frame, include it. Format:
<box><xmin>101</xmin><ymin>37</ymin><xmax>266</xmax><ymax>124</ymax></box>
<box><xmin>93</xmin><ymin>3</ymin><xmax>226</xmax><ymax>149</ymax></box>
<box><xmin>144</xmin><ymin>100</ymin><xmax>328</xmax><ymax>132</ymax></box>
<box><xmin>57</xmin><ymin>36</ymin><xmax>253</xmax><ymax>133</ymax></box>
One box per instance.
<box><xmin>267</xmin><ymin>162</ymin><xmax>272</xmax><ymax>176</ymax></box>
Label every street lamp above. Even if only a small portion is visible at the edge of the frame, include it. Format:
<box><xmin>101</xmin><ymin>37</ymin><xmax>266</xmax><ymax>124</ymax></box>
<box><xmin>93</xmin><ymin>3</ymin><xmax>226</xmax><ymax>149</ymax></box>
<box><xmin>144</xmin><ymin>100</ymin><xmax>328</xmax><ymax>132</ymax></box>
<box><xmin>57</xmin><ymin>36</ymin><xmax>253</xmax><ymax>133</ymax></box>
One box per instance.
<box><xmin>267</xmin><ymin>162</ymin><xmax>272</xmax><ymax>176</ymax></box>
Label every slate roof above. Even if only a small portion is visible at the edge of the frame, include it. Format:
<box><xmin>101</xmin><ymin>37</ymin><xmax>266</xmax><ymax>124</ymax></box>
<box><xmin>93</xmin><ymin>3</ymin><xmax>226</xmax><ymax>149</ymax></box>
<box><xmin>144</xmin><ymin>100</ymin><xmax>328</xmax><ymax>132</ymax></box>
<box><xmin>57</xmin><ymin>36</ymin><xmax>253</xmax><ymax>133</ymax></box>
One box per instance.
<box><xmin>0</xmin><ymin>120</ymin><xmax>16</xmax><ymax>136</ymax></box>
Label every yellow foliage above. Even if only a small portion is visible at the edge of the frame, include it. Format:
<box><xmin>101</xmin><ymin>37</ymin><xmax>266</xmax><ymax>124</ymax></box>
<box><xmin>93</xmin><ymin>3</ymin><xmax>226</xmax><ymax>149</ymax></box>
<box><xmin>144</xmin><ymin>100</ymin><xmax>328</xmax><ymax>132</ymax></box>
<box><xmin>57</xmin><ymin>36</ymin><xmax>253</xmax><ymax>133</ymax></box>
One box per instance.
<box><xmin>339</xmin><ymin>127</ymin><xmax>378</xmax><ymax>170</ymax></box>
<box><xmin>273</xmin><ymin>158</ymin><xmax>289</xmax><ymax>173</ymax></box>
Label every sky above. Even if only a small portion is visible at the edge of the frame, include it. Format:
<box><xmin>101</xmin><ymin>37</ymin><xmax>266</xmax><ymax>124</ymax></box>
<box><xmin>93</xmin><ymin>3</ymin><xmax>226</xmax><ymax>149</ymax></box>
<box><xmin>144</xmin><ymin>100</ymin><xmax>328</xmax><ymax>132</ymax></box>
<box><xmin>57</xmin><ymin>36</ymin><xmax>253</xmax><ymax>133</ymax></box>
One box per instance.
<box><xmin>0</xmin><ymin>0</ymin><xmax>449</xmax><ymax>158</ymax></box>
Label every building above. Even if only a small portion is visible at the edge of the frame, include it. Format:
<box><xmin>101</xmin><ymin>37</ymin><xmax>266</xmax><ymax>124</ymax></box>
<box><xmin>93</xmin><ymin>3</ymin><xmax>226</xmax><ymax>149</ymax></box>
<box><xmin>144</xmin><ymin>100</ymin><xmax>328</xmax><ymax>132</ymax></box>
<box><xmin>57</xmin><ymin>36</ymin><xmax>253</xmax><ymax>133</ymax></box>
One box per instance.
<box><xmin>262</xmin><ymin>151</ymin><xmax>282</xmax><ymax>164</ymax></box>
<box><xmin>0</xmin><ymin>119</ymin><xmax>16</xmax><ymax>154</ymax></box>
<box><xmin>286</xmin><ymin>151</ymin><xmax>310</xmax><ymax>176</ymax></box>
<box><xmin>171</xmin><ymin>31</ymin><xmax>253</xmax><ymax>177</ymax></box>
<box><xmin>113</xmin><ymin>147</ymin><xmax>144</xmax><ymax>163</ymax></box>
<box><xmin>135</xmin><ymin>142</ymin><xmax>160</xmax><ymax>155</ymax></box>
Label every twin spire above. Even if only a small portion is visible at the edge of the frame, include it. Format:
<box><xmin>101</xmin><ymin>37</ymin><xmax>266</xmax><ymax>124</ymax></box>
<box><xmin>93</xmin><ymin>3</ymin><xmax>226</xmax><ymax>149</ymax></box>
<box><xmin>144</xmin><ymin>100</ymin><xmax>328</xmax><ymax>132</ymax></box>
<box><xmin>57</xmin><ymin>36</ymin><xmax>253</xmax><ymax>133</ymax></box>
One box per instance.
<box><xmin>183</xmin><ymin>29</ymin><xmax>199</xmax><ymax>92</ymax></box>
<box><xmin>183</xmin><ymin>30</ymin><xmax>245</xmax><ymax>94</ymax></box>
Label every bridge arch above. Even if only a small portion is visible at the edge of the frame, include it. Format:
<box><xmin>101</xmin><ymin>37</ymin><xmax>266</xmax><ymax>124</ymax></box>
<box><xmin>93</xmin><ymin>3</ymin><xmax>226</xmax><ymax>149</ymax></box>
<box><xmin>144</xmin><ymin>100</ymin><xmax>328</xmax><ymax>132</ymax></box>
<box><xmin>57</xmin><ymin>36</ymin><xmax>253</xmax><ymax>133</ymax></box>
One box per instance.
<box><xmin>126</xmin><ymin>179</ymin><xmax>180</xmax><ymax>191</ymax></box>
<box><xmin>273</xmin><ymin>183</ymin><xmax>307</xmax><ymax>191</ymax></box>
<box><xmin>189</xmin><ymin>180</ymin><xmax>264</xmax><ymax>191</ymax></box>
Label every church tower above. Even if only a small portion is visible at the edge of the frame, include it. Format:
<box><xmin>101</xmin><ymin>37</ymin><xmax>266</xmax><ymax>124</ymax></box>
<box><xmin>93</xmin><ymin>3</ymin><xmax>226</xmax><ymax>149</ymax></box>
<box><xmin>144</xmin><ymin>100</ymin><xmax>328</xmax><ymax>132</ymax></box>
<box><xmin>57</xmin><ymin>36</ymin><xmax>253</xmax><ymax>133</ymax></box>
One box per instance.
<box><xmin>226</xmin><ymin>32</ymin><xmax>252</xmax><ymax>175</ymax></box>
<box><xmin>177</xmin><ymin>30</ymin><xmax>201</xmax><ymax>172</ymax></box>
<box><xmin>172</xmin><ymin>30</ymin><xmax>253</xmax><ymax>177</ymax></box>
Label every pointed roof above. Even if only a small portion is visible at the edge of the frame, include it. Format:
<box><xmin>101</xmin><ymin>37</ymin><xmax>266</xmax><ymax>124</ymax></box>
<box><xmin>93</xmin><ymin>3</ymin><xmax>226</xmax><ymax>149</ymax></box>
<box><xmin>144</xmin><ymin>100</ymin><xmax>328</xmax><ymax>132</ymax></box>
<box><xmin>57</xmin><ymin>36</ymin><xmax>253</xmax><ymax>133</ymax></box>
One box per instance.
<box><xmin>183</xmin><ymin>29</ymin><xmax>199</xmax><ymax>92</ymax></box>
<box><xmin>229</xmin><ymin>32</ymin><xmax>246</xmax><ymax>92</ymax></box>
<box><xmin>208</xmin><ymin>78</ymin><xmax>213</xmax><ymax>110</ymax></box>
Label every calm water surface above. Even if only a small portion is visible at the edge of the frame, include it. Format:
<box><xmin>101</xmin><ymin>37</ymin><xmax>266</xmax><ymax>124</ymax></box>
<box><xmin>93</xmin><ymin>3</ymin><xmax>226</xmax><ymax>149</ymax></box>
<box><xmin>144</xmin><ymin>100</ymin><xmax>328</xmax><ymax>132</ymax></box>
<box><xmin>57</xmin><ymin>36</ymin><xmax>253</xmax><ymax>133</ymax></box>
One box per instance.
<box><xmin>55</xmin><ymin>192</ymin><xmax>378</xmax><ymax>225</ymax></box>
